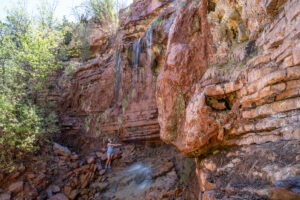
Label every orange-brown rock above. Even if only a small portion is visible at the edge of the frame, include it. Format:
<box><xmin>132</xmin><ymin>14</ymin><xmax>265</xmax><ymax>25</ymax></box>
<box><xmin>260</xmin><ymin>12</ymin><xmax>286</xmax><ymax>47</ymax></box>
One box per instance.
<box><xmin>157</xmin><ymin>0</ymin><xmax>213</xmax><ymax>148</ymax></box>
<box><xmin>35</xmin><ymin>0</ymin><xmax>300</xmax><ymax>199</ymax></box>
<box><xmin>157</xmin><ymin>0</ymin><xmax>300</xmax><ymax>155</ymax></box>
<box><xmin>8</xmin><ymin>181</ymin><xmax>23</xmax><ymax>194</ymax></box>
<box><xmin>45</xmin><ymin>0</ymin><xmax>177</xmax><ymax>144</ymax></box>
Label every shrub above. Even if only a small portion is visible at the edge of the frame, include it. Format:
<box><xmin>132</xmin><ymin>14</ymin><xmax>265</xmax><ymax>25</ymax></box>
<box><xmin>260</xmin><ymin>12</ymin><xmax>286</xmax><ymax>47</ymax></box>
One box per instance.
<box><xmin>0</xmin><ymin>96</ymin><xmax>42</xmax><ymax>168</ymax></box>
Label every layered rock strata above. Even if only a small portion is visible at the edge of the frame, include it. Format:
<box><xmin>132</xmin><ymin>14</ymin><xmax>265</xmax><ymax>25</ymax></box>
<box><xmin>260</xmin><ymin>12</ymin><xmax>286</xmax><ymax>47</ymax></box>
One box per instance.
<box><xmin>156</xmin><ymin>0</ymin><xmax>300</xmax><ymax>199</ymax></box>
<box><xmin>157</xmin><ymin>0</ymin><xmax>300</xmax><ymax>154</ymax></box>
<box><xmin>49</xmin><ymin>0</ymin><xmax>176</xmax><ymax>143</ymax></box>
<box><xmin>41</xmin><ymin>0</ymin><xmax>300</xmax><ymax>199</ymax></box>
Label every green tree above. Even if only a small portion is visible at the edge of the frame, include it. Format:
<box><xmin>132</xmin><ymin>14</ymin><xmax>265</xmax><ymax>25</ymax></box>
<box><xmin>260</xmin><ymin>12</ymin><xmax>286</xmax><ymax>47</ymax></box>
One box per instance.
<box><xmin>72</xmin><ymin>0</ymin><xmax>131</xmax><ymax>32</ymax></box>
<box><xmin>0</xmin><ymin>0</ymin><xmax>69</xmax><ymax>169</ymax></box>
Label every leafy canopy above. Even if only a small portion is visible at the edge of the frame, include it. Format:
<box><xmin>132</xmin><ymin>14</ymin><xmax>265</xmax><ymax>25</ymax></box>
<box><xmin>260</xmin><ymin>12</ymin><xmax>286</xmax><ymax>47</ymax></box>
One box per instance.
<box><xmin>0</xmin><ymin>0</ymin><xmax>69</xmax><ymax>169</ymax></box>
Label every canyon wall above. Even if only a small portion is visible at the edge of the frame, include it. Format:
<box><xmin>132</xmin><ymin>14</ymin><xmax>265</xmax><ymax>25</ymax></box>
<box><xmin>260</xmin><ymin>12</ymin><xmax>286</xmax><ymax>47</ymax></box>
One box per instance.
<box><xmin>156</xmin><ymin>0</ymin><xmax>300</xmax><ymax>199</ymax></box>
<box><xmin>43</xmin><ymin>0</ymin><xmax>300</xmax><ymax>199</ymax></box>
<box><xmin>45</xmin><ymin>0</ymin><xmax>177</xmax><ymax>144</ymax></box>
<box><xmin>158</xmin><ymin>0</ymin><xmax>300</xmax><ymax>156</ymax></box>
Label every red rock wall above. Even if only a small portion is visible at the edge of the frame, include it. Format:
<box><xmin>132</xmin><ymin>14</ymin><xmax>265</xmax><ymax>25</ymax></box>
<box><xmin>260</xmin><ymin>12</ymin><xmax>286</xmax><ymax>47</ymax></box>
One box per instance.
<box><xmin>48</xmin><ymin>0</ymin><xmax>299</xmax><ymax>152</ymax></box>
<box><xmin>157</xmin><ymin>0</ymin><xmax>300</xmax><ymax>154</ymax></box>
<box><xmin>156</xmin><ymin>0</ymin><xmax>300</xmax><ymax>198</ymax></box>
<box><xmin>52</xmin><ymin>0</ymin><xmax>175</xmax><ymax>143</ymax></box>
<box><xmin>41</xmin><ymin>0</ymin><xmax>300</xmax><ymax>199</ymax></box>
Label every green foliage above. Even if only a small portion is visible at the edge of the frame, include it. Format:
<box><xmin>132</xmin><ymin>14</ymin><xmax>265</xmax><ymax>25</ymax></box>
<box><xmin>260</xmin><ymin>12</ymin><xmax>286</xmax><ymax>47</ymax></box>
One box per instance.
<box><xmin>43</xmin><ymin>111</ymin><xmax>59</xmax><ymax>134</ymax></box>
<box><xmin>85</xmin><ymin>116</ymin><xmax>92</xmax><ymax>132</ymax></box>
<box><xmin>89</xmin><ymin>0</ymin><xmax>118</xmax><ymax>29</ymax></box>
<box><xmin>69</xmin><ymin>0</ymin><xmax>121</xmax><ymax>60</ymax></box>
<box><xmin>0</xmin><ymin>95</ymin><xmax>42</xmax><ymax>168</ymax></box>
<box><xmin>122</xmin><ymin>96</ymin><xmax>128</xmax><ymax>112</ymax></box>
<box><xmin>64</xmin><ymin>62</ymin><xmax>78</xmax><ymax>76</ymax></box>
<box><xmin>0</xmin><ymin>1</ymin><xmax>68</xmax><ymax>169</ymax></box>
<box><xmin>72</xmin><ymin>0</ymin><xmax>130</xmax><ymax>32</ymax></box>
<box><xmin>71</xmin><ymin>23</ymin><xmax>92</xmax><ymax>60</ymax></box>
<box><xmin>180</xmin><ymin>1</ymin><xmax>187</xmax><ymax>8</ymax></box>
<box><xmin>117</xmin><ymin>115</ymin><xmax>123</xmax><ymax>128</ymax></box>
<box><xmin>102</xmin><ymin>108</ymin><xmax>111</xmax><ymax>122</ymax></box>
<box><xmin>64</xmin><ymin>31</ymin><xmax>73</xmax><ymax>45</ymax></box>
<box><xmin>150</xmin><ymin>17</ymin><xmax>163</xmax><ymax>28</ymax></box>
<box><xmin>69</xmin><ymin>0</ymin><xmax>133</xmax><ymax>60</ymax></box>
<box><xmin>179</xmin><ymin>158</ymin><xmax>194</xmax><ymax>184</ymax></box>
<box><xmin>165</xmin><ymin>94</ymin><xmax>185</xmax><ymax>143</ymax></box>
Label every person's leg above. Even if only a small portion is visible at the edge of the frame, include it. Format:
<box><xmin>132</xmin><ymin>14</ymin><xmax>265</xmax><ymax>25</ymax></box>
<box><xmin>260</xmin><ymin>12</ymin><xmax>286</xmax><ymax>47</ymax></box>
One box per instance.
<box><xmin>108</xmin><ymin>154</ymin><xmax>113</xmax><ymax>168</ymax></box>
<box><xmin>105</xmin><ymin>154</ymin><xmax>110</xmax><ymax>169</ymax></box>
<box><xmin>108</xmin><ymin>155</ymin><xmax>111</xmax><ymax>166</ymax></box>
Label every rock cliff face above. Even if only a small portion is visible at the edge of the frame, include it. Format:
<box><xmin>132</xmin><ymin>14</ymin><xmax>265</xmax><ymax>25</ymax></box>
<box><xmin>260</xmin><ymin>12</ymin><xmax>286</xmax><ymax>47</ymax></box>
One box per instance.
<box><xmin>156</xmin><ymin>0</ymin><xmax>300</xmax><ymax>199</ymax></box>
<box><xmin>50</xmin><ymin>0</ymin><xmax>177</xmax><ymax>143</ymax></box>
<box><xmin>43</xmin><ymin>0</ymin><xmax>299</xmax><ymax>199</ymax></box>
<box><xmin>158</xmin><ymin>0</ymin><xmax>300</xmax><ymax>155</ymax></box>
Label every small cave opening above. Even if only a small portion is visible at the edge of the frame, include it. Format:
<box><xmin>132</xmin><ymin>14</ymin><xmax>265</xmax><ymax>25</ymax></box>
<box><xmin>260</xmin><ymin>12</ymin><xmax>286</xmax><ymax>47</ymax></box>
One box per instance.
<box><xmin>231</xmin><ymin>27</ymin><xmax>238</xmax><ymax>40</ymax></box>
<box><xmin>245</xmin><ymin>40</ymin><xmax>256</xmax><ymax>57</ymax></box>
<box><xmin>208</xmin><ymin>0</ymin><xmax>216</xmax><ymax>13</ymax></box>
<box><xmin>151</xmin><ymin>57</ymin><xmax>159</xmax><ymax>72</ymax></box>
<box><xmin>206</xmin><ymin>93</ymin><xmax>237</xmax><ymax>111</ymax></box>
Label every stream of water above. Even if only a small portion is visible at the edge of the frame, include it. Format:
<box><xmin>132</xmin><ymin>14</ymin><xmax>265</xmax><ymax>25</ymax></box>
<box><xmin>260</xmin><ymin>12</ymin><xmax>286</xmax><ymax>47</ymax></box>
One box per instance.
<box><xmin>113</xmin><ymin>51</ymin><xmax>122</xmax><ymax>102</ymax></box>
<box><xmin>145</xmin><ymin>27</ymin><xmax>153</xmax><ymax>62</ymax></box>
<box><xmin>133</xmin><ymin>38</ymin><xmax>142</xmax><ymax>86</ymax></box>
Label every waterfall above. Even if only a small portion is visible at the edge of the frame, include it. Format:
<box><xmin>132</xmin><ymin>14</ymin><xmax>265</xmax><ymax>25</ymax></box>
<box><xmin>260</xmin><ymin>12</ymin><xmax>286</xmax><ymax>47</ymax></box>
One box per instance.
<box><xmin>145</xmin><ymin>27</ymin><xmax>153</xmax><ymax>62</ymax></box>
<box><xmin>113</xmin><ymin>51</ymin><xmax>122</xmax><ymax>103</ymax></box>
<box><xmin>133</xmin><ymin>38</ymin><xmax>141</xmax><ymax>85</ymax></box>
<box><xmin>126</xmin><ymin>162</ymin><xmax>152</xmax><ymax>190</ymax></box>
<box><xmin>144</xmin><ymin>26</ymin><xmax>155</xmax><ymax>100</ymax></box>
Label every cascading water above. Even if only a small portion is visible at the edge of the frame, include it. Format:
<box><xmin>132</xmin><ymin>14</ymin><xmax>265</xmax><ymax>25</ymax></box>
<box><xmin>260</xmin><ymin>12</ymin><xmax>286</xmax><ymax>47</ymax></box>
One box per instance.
<box><xmin>133</xmin><ymin>38</ymin><xmax>141</xmax><ymax>85</ymax></box>
<box><xmin>126</xmin><ymin>163</ymin><xmax>152</xmax><ymax>190</ymax></box>
<box><xmin>102</xmin><ymin>162</ymin><xmax>153</xmax><ymax>199</ymax></box>
<box><xmin>145</xmin><ymin>27</ymin><xmax>153</xmax><ymax>61</ymax></box>
<box><xmin>113</xmin><ymin>51</ymin><xmax>122</xmax><ymax>103</ymax></box>
<box><xmin>144</xmin><ymin>26</ymin><xmax>154</xmax><ymax>100</ymax></box>
<box><xmin>131</xmin><ymin>29</ymin><xmax>153</xmax><ymax>100</ymax></box>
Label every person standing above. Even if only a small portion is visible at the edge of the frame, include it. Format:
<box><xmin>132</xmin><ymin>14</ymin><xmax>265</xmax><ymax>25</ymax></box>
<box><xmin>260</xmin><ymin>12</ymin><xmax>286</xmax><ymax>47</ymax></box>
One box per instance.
<box><xmin>105</xmin><ymin>139</ymin><xmax>122</xmax><ymax>170</ymax></box>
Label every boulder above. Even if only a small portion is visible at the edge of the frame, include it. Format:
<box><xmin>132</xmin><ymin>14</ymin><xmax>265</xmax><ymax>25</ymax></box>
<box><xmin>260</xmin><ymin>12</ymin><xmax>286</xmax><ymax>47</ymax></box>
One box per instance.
<box><xmin>53</xmin><ymin>143</ymin><xmax>71</xmax><ymax>157</ymax></box>
<box><xmin>8</xmin><ymin>181</ymin><xmax>23</xmax><ymax>194</ymax></box>
<box><xmin>90</xmin><ymin>182</ymin><xmax>109</xmax><ymax>192</ymax></box>
<box><xmin>70</xmin><ymin>153</ymin><xmax>79</xmax><ymax>160</ymax></box>
<box><xmin>46</xmin><ymin>185</ymin><xmax>60</xmax><ymax>198</ymax></box>
<box><xmin>68</xmin><ymin>190</ymin><xmax>79</xmax><ymax>200</ymax></box>
<box><xmin>0</xmin><ymin>193</ymin><xmax>11</xmax><ymax>200</ymax></box>
<box><xmin>86</xmin><ymin>156</ymin><xmax>95</xmax><ymax>164</ymax></box>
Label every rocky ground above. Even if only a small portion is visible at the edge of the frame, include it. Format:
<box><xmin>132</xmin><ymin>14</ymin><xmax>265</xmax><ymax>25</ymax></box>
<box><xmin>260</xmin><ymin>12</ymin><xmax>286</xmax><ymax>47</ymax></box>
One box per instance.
<box><xmin>0</xmin><ymin>140</ymin><xmax>198</xmax><ymax>200</ymax></box>
<box><xmin>197</xmin><ymin>140</ymin><xmax>300</xmax><ymax>200</ymax></box>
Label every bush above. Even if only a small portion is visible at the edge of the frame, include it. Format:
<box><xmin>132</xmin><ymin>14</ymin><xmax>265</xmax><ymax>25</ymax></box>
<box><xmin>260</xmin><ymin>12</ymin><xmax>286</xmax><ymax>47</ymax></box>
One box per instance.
<box><xmin>0</xmin><ymin>96</ymin><xmax>42</xmax><ymax>168</ymax></box>
<box><xmin>72</xmin><ymin>0</ymin><xmax>131</xmax><ymax>32</ymax></box>
<box><xmin>0</xmin><ymin>0</ymin><xmax>62</xmax><ymax>170</ymax></box>
<box><xmin>0</xmin><ymin>94</ymin><xmax>60</xmax><ymax>169</ymax></box>
<box><xmin>89</xmin><ymin>0</ymin><xmax>118</xmax><ymax>29</ymax></box>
